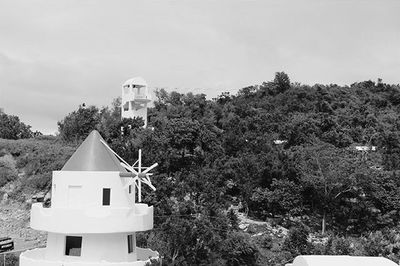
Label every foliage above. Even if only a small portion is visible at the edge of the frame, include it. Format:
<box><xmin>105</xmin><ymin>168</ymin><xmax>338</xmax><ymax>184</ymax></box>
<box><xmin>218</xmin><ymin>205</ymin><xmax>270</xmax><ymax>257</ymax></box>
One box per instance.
<box><xmin>363</xmin><ymin>230</ymin><xmax>400</xmax><ymax>261</ymax></box>
<box><xmin>145</xmin><ymin>259</ymin><xmax>161</xmax><ymax>266</ymax></box>
<box><xmin>220</xmin><ymin>232</ymin><xmax>258</xmax><ymax>266</ymax></box>
<box><xmin>0</xmin><ymin>154</ymin><xmax>18</xmax><ymax>187</ymax></box>
<box><xmin>329</xmin><ymin>237</ymin><xmax>353</xmax><ymax>255</ymax></box>
<box><xmin>250</xmin><ymin>178</ymin><xmax>302</xmax><ymax>218</ymax></box>
<box><xmin>5</xmin><ymin>73</ymin><xmax>400</xmax><ymax>264</ymax></box>
<box><xmin>0</xmin><ymin>137</ymin><xmax>74</xmax><ymax>197</ymax></box>
<box><xmin>282</xmin><ymin>224</ymin><xmax>311</xmax><ymax>256</ymax></box>
<box><xmin>57</xmin><ymin>104</ymin><xmax>101</xmax><ymax>142</ymax></box>
<box><xmin>0</xmin><ymin>112</ymin><xmax>33</xmax><ymax>139</ymax></box>
<box><xmin>0</xmin><ymin>253</ymin><xmax>19</xmax><ymax>266</ymax></box>
<box><xmin>146</xmin><ymin>215</ymin><xmax>230</xmax><ymax>265</ymax></box>
<box><xmin>227</xmin><ymin>209</ymin><xmax>240</xmax><ymax>230</ymax></box>
<box><xmin>274</xmin><ymin>71</ymin><xmax>291</xmax><ymax>94</ymax></box>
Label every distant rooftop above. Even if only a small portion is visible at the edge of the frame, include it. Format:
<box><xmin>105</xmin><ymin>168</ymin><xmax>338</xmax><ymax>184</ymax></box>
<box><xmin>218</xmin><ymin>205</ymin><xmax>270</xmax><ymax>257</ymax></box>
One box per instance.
<box><xmin>286</xmin><ymin>255</ymin><xmax>397</xmax><ymax>266</ymax></box>
<box><xmin>354</xmin><ymin>146</ymin><xmax>377</xmax><ymax>151</ymax></box>
<box><xmin>273</xmin><ymin>140</ymin><xmax>287</xmax><ymax>145</ymax></box>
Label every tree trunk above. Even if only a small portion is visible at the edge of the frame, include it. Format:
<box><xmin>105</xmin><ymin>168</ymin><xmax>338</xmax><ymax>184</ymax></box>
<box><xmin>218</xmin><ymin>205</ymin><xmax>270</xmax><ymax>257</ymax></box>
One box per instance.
<box><xmin>322</xmin><ymin>210</ymin><xmax>326</xmax><ymax>235</ymax></box>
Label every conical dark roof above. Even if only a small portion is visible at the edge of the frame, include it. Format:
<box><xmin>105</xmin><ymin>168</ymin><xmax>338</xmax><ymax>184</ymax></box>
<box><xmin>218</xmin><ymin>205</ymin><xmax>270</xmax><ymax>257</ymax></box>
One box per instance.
<box><xmin>62</xmin><ymin>130</ymin><xmax>127</xmax><ymax>172</ymax></box>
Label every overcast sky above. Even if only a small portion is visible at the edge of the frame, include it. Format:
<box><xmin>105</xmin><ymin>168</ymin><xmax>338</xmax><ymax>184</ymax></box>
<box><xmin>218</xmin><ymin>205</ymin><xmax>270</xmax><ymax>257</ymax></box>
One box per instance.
<box><xmin>0</xmin><ymin>0</ymin><xmax>399</xmax><ymax>134</ymax></box>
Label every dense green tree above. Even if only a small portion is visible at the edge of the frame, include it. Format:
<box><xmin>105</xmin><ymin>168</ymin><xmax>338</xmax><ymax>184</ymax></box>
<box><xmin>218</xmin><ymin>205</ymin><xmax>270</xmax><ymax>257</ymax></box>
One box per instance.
<box><xmin>220</xmin><ymin>232</ymin><xmax>258</xmax><ymax>265</ymax></box>
<box><xmin>295</xmin><ymin>144</ymin><xmax>362</xmax><ymax>234</ymax></box>
<box><xmin>0</xmin><ymin>112</ymin><xmax>33</xmax><ymax>139</ymax></box>
<box><xmin>274</xmin><ymin>71</ymin><xmax>291</xmax><ymax>93</ymax></box>
<box><xmin>97</xmin><ymin>97</ymin><xmax>123</xmax><ymax>140</ymax></box>
<box><xmin>282</xmin><ymin>224</ymin><xmax>311</xmax><ymax>256</ymax></box>
<box><xmin>250</xmin><ymin>178</ymin><xmax>302</xmax><ymax>218</ymax></box>
<box><xmin>58</xmin><ymin>104</ymin><xmax>101</xmax><ymax>142</ymax></box>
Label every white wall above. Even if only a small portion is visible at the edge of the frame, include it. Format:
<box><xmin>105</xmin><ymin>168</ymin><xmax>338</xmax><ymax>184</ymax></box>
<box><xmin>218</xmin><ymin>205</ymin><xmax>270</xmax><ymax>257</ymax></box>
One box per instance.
<box><xmin>30</xmin><ymin>171</ymin><xmax>154</xmax><ymax>234</ymax></box>
<box><xmin>52</xmin><ymin>171</ymin><xmax>131</xmax><ymax>209</ymax></box>
<box><xmin>21</xmin><ymin>247</ymin><xmax>158</xmax><ymax>266</ymax></box>
<box><xmin>44</xmin><ymin>233</ymin><xmax>137</xmax><ymax>262</ymax></box>
<box><xmin>30</xmin><ymin>203</ymin><xmax>153</xmax><ymax>234</ymax></box>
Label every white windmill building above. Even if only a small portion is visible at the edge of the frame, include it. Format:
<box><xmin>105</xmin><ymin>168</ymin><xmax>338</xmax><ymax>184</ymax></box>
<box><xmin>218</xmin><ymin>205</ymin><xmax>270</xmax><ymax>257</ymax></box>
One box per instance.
<box><xmin>20</xmin><ymin>130</ymin><xmax>159</xmax><ymax>266</ymax></box>
<box><xmin>121</xmin><ymin>77</ymin><xmax>152</xmax><ymax>128</ymax></box>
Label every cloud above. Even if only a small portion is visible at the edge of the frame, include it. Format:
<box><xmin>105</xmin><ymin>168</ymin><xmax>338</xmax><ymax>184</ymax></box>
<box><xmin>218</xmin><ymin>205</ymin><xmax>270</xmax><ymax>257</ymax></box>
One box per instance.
<box><xmin>0</xmin><ymin>0</ymin><xmax>400</xmax><ymax>133</ymax></box>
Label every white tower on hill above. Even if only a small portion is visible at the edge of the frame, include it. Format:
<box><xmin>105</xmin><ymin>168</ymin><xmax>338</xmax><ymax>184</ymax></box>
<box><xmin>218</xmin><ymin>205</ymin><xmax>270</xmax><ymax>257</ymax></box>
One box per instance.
<box><xmin>121</xmin><ymin>77</ymin><xmax>152</xmax><ymax>128</ymax></box>
<box><xmin>20</xmin><ymin>130</ymin><xmax>159</xmax><ymax>266</ymax></box>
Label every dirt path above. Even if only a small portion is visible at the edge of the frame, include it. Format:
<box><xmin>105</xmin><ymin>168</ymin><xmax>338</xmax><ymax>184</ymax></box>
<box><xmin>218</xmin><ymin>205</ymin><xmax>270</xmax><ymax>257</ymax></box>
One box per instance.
<box><xmin>0</xmin><ymin>203</ymin><xmax>46</xmax><ymax>251</ymax></box>
<box><xmin>236</xmin><ymin>212</ymin><xmax>289</xmax><ymax>238</ymax></box>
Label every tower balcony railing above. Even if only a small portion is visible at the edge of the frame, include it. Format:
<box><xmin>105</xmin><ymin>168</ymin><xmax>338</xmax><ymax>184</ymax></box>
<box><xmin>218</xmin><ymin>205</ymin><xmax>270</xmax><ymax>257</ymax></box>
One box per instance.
<box><xmin>133</xmin><ymin>94</ymin><xmax>152</xmax><ymax>103</ymax></box>
<box><xmin>122</xmin><ymin>93</ymin><xmax>151</xmax><ymax>103</ymax></box>
<box><xmin>134</xmin><ymin>94</ymin><xmax>150</xmax><ymax>100</ymax></box>
<box><xmin>30</xmin><ymin>203</ymin><xmax>153</xmax><ymax>234</ymax></box>
<box><xmin>20</xmin><ymin>247</ymin><xmax>159</xmax><ymax>266</ymax></box>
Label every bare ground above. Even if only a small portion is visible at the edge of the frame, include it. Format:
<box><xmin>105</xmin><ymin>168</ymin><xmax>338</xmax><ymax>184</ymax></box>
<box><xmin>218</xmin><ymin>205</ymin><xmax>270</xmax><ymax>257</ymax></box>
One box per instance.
<box><xmin>0</xmin><ymin>202</ymin><xmax>46</xmax><ymax>252</ymax></box>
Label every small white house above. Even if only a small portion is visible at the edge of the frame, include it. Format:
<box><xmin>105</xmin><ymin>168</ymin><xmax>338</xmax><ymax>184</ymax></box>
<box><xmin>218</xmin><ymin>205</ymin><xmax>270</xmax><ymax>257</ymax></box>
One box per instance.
<box><xmin>286</xmin><ymin>255</ymin><xmax>398</xmax><ymax>266</ymax></box>
<box><xmin>121</xmin><ymin>77</ymin><xmax>152</xmax><ymax>128</ymax></box>
<box><xmin>20</xmin><ymin>130</ymin><xmax>158</xmax><ymax>266</ymax></box>
<box><xmin>354</xmin><ymin>146</ymin><xmax>377</xmax><ymax>152</ymax></box>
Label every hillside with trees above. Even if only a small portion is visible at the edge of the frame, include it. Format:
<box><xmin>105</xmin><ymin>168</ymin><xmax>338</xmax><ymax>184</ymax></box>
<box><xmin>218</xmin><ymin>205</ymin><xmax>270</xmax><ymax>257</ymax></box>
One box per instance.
<box><xmin>3</xmin><ymin>72</ymin><xmax>400</xmax><ymax>265</ymax></box>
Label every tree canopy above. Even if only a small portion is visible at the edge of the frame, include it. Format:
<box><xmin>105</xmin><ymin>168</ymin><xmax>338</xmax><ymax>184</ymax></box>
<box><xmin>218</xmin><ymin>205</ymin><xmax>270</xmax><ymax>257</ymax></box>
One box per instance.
<box><xmin>13</xmin><ymin>71</ymin><xmax>400</xmax><ymax>265</ymax></box>
<box><xmin>0</xmin><ymin>111</ymin><xmax>33</xmax><ymax>139</ymax></box>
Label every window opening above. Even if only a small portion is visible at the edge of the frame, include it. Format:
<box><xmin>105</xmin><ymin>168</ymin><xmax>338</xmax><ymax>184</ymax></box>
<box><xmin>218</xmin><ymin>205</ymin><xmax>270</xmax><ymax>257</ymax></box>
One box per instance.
<box><xmin>127</xmin><ymin>234</ymin><xmax>134</xmax><ymax>253</ymax></box>
<box><xmin>65</xmin><ymin>236</ymin><xmax>82</xmax><ymax>256</ymax></box>
<box><xmin>123</xmin><ymin>102</ymin><xmax>129</xmax><ymax>111</ymax></box>
<box><xmin>103</xmin><ymin>188</ymin><xmax>111</xmax><ymax>206</ymax></box>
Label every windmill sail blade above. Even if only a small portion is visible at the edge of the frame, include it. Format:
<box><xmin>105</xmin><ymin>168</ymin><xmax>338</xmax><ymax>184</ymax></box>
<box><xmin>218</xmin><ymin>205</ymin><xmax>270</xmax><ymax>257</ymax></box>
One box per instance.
<box><xmin>148</xmin><ymin>183</ymin><xmax>156</xmax><ymax>191</ymax></box>
<box><xmin>100</xmin><ymin>140</ymin><xmax>138</xmax><ymax>174</ymax></box>
<box><xmin>143</xmin><ymin>163</ymin><xmax>158</xmax><ymax>174</ymax></box>
<box><xmin>144</xmin><ymin>174</ymin><xmax>152</xmax><ymax>183</ymax></box>
<box><xmin>119</xmin><ymin>172</ymin><xmax>137</xmax><ymax>178</ymax></box>
<box><xmin>142</xmin><ymin>179</ymin><xmax>156</xmax><ymax>191</ymax></box>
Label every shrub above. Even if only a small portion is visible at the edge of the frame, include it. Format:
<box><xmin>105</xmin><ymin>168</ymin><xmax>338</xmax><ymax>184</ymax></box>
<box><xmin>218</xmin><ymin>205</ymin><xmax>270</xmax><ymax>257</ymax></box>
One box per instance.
<box><xmin>0</xmin><ymin>138</ymin><xmax>74</xmax><ymax>200</ymax></box>
<box><xmin>220</xmin><ymin>232</ymin><xmax>258</xmax><ymax>266</ymax></box>
<box><xmin>260</xmin><ymin>234</ymin><xmax>274</xmax><ymax>249</ymax></box>
<box><xmin>330</xmin><ymin>237</ymin><xmax>353</xmax><ymax>255</ymax></box>
<box><xmin>145</xmin><ymin>259</ymin><xmax>161</xmax><ymax>266</ymax></box>
<box><xmin>364</xmin><ymin>231</ymin><xmax>388</xmax><ymax>256</ymax></box>
<box><xmin>0</xmin><ymin>112</ymin><xmax>32</xmax><ymax>139</ymax></box>
<box><xmin>0</xmin><ymin>154</ymin><xmax>18</xmax><ymax>187</ymax></box>
<box><xmin>227</xmin><ymin>209</ymin><xmax>239</xmax><ymax>230</ymax></box>
<box><xmin>282</xmin><ymin>224</ymin><xmax>311</xmax><ymax>256</ymax></box>
<box><xmin>58</xmin><ymin>105</ymin><xmax>100</xmax><ymax>142</ymax></box>
<box><xmin>0</xmin><ymin>253</ymin><xmax>19</xmax><ymax>266</ymax></box>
